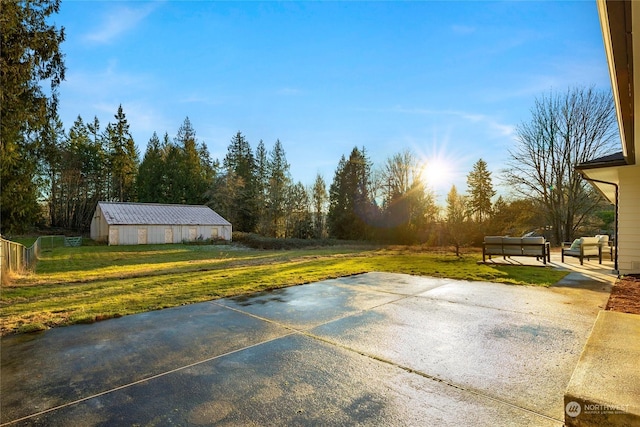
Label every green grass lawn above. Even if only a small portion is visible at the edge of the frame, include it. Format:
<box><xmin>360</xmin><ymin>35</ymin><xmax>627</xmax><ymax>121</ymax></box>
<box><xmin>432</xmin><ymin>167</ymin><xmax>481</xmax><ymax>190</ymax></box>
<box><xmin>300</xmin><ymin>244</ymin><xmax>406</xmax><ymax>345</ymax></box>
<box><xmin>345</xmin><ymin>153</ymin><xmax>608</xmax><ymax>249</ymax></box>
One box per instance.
<box><xmin>0</xmin><ymin>243</ymin><xmax>568</xmax><ymax>335</ymax></box>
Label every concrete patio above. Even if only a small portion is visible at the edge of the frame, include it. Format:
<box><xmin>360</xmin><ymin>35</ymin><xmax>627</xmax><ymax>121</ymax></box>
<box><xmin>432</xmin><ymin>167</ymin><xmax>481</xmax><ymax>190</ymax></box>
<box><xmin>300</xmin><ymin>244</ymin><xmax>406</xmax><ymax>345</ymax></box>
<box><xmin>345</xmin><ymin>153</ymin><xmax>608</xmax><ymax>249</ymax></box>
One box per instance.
<box><xmin>1</xmin><ymin>267</ymin><xmax>614</xmax><ymax>426</ymax></box>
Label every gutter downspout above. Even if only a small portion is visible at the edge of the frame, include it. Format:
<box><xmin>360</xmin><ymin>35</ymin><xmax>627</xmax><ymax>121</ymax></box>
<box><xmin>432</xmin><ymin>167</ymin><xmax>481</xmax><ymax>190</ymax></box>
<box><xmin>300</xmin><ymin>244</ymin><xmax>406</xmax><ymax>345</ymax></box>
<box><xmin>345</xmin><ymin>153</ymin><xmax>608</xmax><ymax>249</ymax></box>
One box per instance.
<box><xmin>581</xmin><ymin>177</ymin><xmax>619</xmax><ymax>273</ymax></box>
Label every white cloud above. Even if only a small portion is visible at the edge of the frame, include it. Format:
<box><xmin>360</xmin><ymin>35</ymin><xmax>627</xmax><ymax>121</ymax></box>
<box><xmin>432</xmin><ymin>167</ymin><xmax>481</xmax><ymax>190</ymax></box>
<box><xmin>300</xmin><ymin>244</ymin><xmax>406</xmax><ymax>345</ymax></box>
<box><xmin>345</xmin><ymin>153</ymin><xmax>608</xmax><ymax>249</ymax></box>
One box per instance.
<box><xmin>178</xmin><ymin>94</ymin><xmax>224</xmax><ymax>106</ymax></box>
<box><xmin>391</xmin><ymin>106</ymin><xmax>516</xmax><ymax>139</ymax></box>
<box><xmin>84</xmin><ymin>3</ymin><xmax>157</xmax><ymax>44</ymax></box>
<box><xmin>63</xmin><ymin>59</ymin><xmax>157</xmax><ymax>99</ymax></box>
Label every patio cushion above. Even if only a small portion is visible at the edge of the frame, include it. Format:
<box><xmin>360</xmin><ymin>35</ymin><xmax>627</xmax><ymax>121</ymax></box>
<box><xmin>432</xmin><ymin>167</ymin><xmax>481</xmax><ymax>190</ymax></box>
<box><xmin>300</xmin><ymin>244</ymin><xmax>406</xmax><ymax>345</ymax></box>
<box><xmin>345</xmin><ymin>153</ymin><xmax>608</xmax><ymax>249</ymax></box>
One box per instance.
<box><xmin>569</xmin><ymin>239</ymin><xmax>581</xmax><ymax>250</ymax></box>
<box><xmin>483</xmin><ymin>236</ymin><xmax>503</xmax><ymax>255</ymax></box>
<box><xmin>502</xmin><ymin>237</ymin><xmax>523</xmax><ymax>255</ymax></box>
<box><xmin>580</xmin><ymin>237</ymin><xmax>600</xmax><ymax>256</ymax></box>
<box><xmin>522</xmin><ymin>236</ymin><xmax>546</xmax><ymax>256</ymax></box>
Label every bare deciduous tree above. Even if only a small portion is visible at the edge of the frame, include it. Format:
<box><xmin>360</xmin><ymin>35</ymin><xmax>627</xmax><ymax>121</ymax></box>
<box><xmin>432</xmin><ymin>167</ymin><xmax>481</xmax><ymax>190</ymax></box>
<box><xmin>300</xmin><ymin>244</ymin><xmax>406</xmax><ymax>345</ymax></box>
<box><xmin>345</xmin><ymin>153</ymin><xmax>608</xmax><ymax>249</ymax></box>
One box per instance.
<box><xmin>503</xmin><ymin>87</ymin><xmax>617</xmax><ymax>244</ymax></box>
<box><xmin>379</xmin><ymin>149</ymin><xmax>437</xmax><ymax>243</ymax></box>
<box><xmin>445</xmin><ymin>185</ymin><xmax>469</xmax><ymax>256</ymax></box>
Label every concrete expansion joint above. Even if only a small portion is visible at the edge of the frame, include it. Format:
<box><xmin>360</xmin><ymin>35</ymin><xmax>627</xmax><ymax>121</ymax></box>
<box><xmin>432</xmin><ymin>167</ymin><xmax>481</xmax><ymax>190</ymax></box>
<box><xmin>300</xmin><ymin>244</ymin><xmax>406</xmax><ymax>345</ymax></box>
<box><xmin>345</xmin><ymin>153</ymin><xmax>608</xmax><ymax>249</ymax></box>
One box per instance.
<box><xmin>303</xmin><ymin>329</ymin><xmax>564</xmax><ymax>425</ymax></box>
<box><xmin>211</xmin><ymin>295</ymin><xmax>563</xmax><ymax>424</ymax></box>
<box><xmin>330</xmin><ymin>280</ymin><xmax>449</xmax><ymax>298</ymax></box>
<box><xmin>0</xmin><ymin>332</ymin><xmax>298</xmax><ymax>427</ymax></box>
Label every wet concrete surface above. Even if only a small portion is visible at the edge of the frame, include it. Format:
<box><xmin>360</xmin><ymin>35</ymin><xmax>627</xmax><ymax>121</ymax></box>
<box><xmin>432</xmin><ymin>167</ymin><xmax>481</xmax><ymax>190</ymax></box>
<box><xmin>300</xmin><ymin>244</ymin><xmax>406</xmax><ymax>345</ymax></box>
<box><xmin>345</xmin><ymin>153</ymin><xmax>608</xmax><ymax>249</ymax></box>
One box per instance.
<box><xmin>1</xmin><ymin>272</ymin><xmax>611</xmax><ymax>426</ymax></box>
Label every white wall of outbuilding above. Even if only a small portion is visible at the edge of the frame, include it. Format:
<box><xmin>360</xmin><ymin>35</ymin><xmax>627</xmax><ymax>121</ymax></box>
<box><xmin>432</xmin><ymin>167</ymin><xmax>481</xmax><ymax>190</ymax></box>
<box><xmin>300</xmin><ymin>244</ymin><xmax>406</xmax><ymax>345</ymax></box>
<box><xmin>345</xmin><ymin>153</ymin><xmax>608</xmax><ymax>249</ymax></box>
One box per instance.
<box><xmin>104</xmin><ymin>224</ymin><xmax>232</xmax><ymax>245</ymax></box>
<box><xmin>90</xmin><ymin>205</ymin><xmax>232</xmax><ymax>245</ymax></box>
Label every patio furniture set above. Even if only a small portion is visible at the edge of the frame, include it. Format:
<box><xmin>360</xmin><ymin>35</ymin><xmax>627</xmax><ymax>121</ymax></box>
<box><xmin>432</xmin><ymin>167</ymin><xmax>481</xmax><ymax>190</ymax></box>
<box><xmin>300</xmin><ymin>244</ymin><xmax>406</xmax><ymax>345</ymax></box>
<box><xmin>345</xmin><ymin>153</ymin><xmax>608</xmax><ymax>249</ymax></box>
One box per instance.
<box><xmin>482</xmin><ymin>234</ymin><xmax>612</xmax><ymax>265</ymax></box>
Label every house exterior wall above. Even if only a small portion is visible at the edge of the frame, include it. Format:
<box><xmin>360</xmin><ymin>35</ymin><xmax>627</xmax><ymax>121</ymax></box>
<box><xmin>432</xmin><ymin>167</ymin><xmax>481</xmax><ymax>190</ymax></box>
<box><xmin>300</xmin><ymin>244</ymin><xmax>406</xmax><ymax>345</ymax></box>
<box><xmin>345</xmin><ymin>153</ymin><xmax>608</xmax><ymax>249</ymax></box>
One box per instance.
<box><xmin>105</xmin><ymin>224</ymin><xmax>232</xmax><ymax>245</ymax></box>
<box><xmin>617</xmin><ymin>164</ymin><xmax>640</xmax><ymax>274</ymax></box>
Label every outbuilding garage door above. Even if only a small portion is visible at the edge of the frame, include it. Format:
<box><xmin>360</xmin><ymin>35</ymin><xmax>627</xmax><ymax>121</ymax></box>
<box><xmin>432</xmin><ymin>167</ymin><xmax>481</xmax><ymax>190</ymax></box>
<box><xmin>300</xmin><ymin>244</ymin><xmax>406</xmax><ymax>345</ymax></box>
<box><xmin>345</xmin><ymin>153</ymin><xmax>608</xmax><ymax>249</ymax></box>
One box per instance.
<box><xmin>138</xmin><ymin>228</ymin><xmax>147</xmax><ymax>245</ymax></box>
<box><xmin>109</xmin><ymin>228</ymin><xmax>119</xmax><ymax>245</ymax></box>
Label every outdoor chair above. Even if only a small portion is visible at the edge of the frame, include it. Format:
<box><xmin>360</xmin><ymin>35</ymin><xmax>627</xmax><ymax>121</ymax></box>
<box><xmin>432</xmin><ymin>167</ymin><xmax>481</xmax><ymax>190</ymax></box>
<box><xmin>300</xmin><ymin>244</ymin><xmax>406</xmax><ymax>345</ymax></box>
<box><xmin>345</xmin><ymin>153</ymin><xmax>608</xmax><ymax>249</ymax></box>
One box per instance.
<box><xmin>595</xmin><ymin>234</ymin><xmax>614</xmax><ymax>261</ymax></box>
<box><xmin>561</xmin><ymin>237</ymin><xmax>602</xmax><ymax>265</ymax></box>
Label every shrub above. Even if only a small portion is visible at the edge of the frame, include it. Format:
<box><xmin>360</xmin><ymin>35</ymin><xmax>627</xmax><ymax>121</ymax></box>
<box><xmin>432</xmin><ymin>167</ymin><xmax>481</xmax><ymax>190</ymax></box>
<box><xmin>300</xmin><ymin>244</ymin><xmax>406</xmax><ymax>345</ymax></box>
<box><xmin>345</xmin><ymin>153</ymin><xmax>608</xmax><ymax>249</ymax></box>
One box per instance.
<box><xmin>231</xmin><ymin>232</ymin><xmax>369</xmax><ymax>250</ymax></box>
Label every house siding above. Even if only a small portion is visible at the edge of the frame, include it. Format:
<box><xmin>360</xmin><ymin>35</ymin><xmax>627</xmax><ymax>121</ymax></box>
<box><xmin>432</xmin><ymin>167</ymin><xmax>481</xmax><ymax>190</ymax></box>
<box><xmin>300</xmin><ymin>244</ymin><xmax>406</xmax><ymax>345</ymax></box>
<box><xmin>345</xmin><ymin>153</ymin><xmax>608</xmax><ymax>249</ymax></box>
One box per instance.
<box><xmin>617</xmin><ymin>164</ymin><xmax>640</xmax><ymax>274</ymax></box>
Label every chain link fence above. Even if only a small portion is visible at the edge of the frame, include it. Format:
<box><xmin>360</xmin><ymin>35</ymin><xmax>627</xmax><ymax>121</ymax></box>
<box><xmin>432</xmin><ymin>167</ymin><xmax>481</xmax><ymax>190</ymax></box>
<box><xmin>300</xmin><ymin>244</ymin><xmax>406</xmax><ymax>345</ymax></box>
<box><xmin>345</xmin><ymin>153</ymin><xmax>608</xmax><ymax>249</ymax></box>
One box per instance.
<box><xmin>1</xmin><ymin>236</ymin><xmax>70</xmax><ymax>283</ymax></box>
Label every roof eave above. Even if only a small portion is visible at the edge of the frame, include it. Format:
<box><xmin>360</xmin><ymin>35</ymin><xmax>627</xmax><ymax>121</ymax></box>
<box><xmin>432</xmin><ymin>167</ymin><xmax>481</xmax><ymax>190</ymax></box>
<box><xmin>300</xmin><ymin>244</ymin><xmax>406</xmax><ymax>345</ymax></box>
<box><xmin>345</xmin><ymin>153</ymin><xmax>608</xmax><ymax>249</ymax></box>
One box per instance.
<box><xmin>597</xmin><ymin>0</ymin><xmax>636</xmax><ymax>165</ymax></box>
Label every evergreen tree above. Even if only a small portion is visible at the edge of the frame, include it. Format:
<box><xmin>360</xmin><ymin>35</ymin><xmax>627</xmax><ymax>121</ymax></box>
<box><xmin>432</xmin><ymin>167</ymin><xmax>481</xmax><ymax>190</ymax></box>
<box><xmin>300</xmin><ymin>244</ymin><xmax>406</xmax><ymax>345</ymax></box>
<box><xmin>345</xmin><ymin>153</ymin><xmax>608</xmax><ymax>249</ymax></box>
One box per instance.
<box><xmin>174</xmin><ymin>117</ymin><xmax>209</xmax><ymax>204</ymax></box>
<box><xmin>107</xmin><ymin>105</ymin><xmax>138</xmax><ymax>202</ymax></box>
<box><xmin>1</xmin><ymin>0</ymin><xmax>66</xmax><ymax>232</ymax></box>
<box><xmin>221</xmin><ymin>132</ymin><xmax>257</xmax><ymax>232</ymax></box>
<box><xmin>198</xmin><ymin>142</ymin><xmax>215</xmax><ymax>199</ymax></box>
<box><xmin>311</xmin><ymin>174</ymin><xmax>328</xmax><ymax>238</ymax></box>
<box><xmin>327</xmin><ymin>147</ymin><xmax>374</xmax><ymax>240</ymax></box>
<box><xmin>266</xmin><ymin>139</ymin><xmax>292</xmax><ymax>237</ymax></box>
<box><xmin>137</xmin><ymin>132</ymin><xmax>165</xmax><ymax>202</ymax></box>
<box><xmin>286</xmin><ymin>182</ymin><xmax>313</xmax><ymax>239</ymax></box>
<box><xmin>163</xmin><ymin>134</ymin><xmax>183</xmax><ymax>203</ymax></box>
<box><xmin>328</xmin><ymin>155</ymin><xmax>349</xmax><ymax>239</ymax></box>
<box><xmin>87</xmin><ymin>116</ymin><xmax>108</xmax><ymax>204</ymax></box>
<box><xmin>466</xmin><ymin>158</ymin><xmax>495</xmax><ymax>222</ymax></box>
<box><xmin>254</xmin><ymin>140</ymin><xmax>269</xmax><ymax>234</ymax></box>
<box><xmin>40</xmin><ymin>110</ymin><xmax>65</xmax><ymax>228</ymax></box>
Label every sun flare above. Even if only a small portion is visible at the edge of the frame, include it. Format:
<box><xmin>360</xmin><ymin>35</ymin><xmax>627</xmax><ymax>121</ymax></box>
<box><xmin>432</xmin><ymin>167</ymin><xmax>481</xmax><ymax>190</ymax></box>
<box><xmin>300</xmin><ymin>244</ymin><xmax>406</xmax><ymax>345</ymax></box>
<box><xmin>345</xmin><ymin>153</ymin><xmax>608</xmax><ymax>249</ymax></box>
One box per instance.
<box><xmin>423</xmin><ymin>155</ymin><xmax>455</xmax><ymax>192</ymax></box>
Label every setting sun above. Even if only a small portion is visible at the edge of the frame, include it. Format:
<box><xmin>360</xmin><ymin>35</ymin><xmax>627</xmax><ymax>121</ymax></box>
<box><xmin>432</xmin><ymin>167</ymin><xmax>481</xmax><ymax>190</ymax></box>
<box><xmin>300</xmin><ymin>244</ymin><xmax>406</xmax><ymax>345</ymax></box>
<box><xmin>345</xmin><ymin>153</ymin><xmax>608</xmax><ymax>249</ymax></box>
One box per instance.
<box><xmin>423</xmin><ymin>155</ymin><xmax>456</xmax><ymax>192</ymax></box>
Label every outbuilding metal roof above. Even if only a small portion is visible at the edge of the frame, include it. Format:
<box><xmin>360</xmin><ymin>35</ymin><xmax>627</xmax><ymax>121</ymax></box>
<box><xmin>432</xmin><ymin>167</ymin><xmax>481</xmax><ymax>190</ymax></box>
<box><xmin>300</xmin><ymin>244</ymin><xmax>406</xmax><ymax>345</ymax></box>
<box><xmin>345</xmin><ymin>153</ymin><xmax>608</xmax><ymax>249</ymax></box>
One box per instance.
<box><xmin>98</xmin><ymin>202</ymin><xmax>231</xmax><ymax>226</ymax></box>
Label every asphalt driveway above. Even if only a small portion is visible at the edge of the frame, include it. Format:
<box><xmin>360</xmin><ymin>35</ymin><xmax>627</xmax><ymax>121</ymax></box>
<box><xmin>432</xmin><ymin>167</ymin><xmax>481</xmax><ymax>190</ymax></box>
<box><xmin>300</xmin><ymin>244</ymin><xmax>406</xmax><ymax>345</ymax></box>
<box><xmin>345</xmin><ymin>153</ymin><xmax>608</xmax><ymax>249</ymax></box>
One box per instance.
<box><xmin>1</xmin><ymin>272</ymin><xmax>611</xmax><ymax>426</ymax></box>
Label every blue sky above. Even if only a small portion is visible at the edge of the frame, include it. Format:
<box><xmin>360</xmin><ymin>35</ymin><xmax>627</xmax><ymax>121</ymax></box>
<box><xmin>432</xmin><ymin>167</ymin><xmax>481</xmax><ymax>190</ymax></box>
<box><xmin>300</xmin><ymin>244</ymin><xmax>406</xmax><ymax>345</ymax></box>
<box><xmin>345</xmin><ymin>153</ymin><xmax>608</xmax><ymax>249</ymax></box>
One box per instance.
<box><xmin>54</xmin><ymin>0</ymin><xmax>612</xmax><ymax>200</ymax></box>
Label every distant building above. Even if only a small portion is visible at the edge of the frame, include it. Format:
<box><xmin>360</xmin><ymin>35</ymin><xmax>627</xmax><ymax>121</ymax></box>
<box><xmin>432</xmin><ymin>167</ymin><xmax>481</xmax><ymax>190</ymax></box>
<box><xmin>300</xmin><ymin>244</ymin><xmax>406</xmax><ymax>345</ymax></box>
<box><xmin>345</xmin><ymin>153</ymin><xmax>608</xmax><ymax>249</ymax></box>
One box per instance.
<box><xmin>90</xmin><ymin>202</ymin><xmax>232</xmax><ymax>245</ymax></box>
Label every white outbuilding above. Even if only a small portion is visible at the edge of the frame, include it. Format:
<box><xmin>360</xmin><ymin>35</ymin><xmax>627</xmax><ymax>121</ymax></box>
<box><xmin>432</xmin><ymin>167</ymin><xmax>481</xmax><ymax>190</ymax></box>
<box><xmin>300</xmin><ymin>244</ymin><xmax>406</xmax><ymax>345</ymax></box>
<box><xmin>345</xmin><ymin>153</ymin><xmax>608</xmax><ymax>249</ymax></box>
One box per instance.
<box><xmin>90</xmin><ymin>202</ymin><xmax>232</xmax><ymax>245</ymax></box>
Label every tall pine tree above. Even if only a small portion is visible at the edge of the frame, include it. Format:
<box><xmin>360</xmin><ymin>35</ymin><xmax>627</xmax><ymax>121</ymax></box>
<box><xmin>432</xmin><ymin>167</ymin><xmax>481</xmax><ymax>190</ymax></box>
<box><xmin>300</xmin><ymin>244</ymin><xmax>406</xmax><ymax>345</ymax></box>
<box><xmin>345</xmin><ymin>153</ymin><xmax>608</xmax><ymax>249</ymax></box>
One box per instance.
<box><xmin>107</xmin><ymin>105</ymin><xmax>138</xmax><ymax>202</ymax></box>
<box><xmin>1</xmin><ymin>0</ymin><xmax>66</xmax><ymax>232</ymax></box>
<box><xmin>266</xmin><ymin>139</ymin><xmax>292</xmax><ymax>237</ymax></box>
<box><xmin>40</xmin><ymin>109</ymin><xmax>65</xmax><ymax>228</ymax></box>
<box><xmin>254</xmin><ymin>140</ymin><xmax>269</xmax><ymax>235</ymax></box>
<box><xmin>220</xmin><ymin>132</ymin><xmax>257</xmax><ymax>232</ymax></box>
<box><xmin>137</xmin><ymin>132</ymin><xmax>166</xmax><ymax>202</ymax></box>
<box><xmin>327</xmin><ymin>147</ymin><xmax>374</xmax><ymax>240</ymax></box>
<box><xmin>311</xmin><ymin>174</ymin><xmax>328</xmax><ymax>238</ymax></box>
<box><xmin>466</xmin><ymin>158</ymin><xmax>495</xmax><ymax>222</ymax></box>
<box><xmin>174</xmin><ymin>117</ymin><xmax>209</xmax><ymax>204</ymax></box>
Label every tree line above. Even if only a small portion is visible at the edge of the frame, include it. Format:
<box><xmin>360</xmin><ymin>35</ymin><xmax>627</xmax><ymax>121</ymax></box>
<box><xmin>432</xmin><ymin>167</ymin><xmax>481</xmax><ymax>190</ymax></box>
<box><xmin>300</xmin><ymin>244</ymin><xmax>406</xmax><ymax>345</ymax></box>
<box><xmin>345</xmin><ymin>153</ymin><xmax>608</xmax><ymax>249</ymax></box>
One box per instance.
<box><xmin>1</xmin><ymin>0</ymin><xmax>617</xmax><ymax>248</ymax></box>
<box><xmin>7</xmin><ymin>97</ymin><xmax>619</xmax><ymax>248</ymax></box>
<box><xmin>29</xmin><ymin>100</ymin><xmax>615</xmax><ymax>248</ymax></box>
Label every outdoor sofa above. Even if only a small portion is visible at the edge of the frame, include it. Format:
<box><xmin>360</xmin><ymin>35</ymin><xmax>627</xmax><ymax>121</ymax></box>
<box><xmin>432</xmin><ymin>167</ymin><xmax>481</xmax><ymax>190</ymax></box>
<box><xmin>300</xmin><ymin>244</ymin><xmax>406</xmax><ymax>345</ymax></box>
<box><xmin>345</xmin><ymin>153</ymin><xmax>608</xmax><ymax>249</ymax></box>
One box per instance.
<box><xmin>561</xmin><ymin>235</ymin><xmax>608</xmax><ymax>265</ymax></box>
<box><xmin>482</xmin><ymin>236</ymin><xmax>551</xmax><ymax>264</ymax></box>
